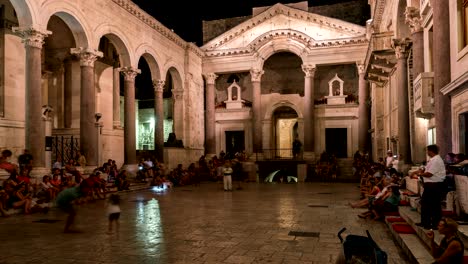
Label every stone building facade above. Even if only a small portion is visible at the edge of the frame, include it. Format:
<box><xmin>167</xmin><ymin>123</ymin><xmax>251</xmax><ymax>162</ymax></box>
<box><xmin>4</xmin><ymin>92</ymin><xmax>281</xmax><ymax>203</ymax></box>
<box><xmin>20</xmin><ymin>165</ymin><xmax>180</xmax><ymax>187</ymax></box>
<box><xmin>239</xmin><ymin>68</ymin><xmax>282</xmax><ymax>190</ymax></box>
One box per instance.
<box><xmin>364</xmin><ymin>0</ymin><xmax>468</xmax><ymax>169</ymax></box>
<box><xmin>2</xmin><ymin>0</ymin><xmax>466</xmax><ymax>178</ymax></box>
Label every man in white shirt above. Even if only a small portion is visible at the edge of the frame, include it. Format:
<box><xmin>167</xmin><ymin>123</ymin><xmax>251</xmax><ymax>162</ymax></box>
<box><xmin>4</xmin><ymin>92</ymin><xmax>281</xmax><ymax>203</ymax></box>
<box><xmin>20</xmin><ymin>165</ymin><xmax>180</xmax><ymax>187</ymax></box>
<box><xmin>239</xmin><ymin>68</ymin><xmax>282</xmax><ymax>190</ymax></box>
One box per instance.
<box><xmin>385</xmin><ymin>150</ymin><xmax>394</xmax><ymax>168</ymax></box>
<box><xmin>414</xmin><ymin>144</ymin><xmax>446</xmax><ymax>230</ymax></box>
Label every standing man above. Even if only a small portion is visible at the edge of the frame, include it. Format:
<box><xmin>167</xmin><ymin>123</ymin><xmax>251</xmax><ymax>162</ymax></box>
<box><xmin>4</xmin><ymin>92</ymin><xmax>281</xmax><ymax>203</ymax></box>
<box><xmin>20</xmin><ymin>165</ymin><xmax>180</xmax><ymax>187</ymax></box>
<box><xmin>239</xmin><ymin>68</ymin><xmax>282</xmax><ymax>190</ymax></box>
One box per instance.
<box><xmin>413</xmin><ymin>144</ymin><xmax>446</xmax><ymax>229</ymax></box>
<box><xmin>18</xmin><ymin>149</ymin><xmax>33</xmax><ymax>176</ymax></box>
<box><xmin>292</xmin><ymin>136</ymin><xmax>302</xmax><ymax>159</ymax></box>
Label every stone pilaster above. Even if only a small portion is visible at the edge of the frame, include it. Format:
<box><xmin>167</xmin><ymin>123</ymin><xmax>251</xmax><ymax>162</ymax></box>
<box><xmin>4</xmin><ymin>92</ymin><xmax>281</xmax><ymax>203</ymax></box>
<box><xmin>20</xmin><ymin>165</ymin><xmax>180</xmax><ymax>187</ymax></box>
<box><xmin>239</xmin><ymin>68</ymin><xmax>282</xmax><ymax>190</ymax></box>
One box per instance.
<box><xmin>63</xmin><ymin>58</ymin><xmax>73</xmax><ymax>128</ymax></box>
<box><xmin>13</xmin><ymin>27</ymin><xmax>51</xmax><ymax>168</ymax></box>
<box><xmin>172</xmin><ymin>88</ymin><xmax>184</xmax><ymax>145</ymax></box>
<box><xmin>250</xmin><ymin>69</ymin><xmax>264</xmax><ymax>153</ymax></box>
<box><xmin>120</xmin><ymin>67</ymin><xmax>141</xmax><ymax>166</ymax></box>
<box><xmin>153</xmin><ymin>79</ymin><xmax>165</xmax><ymax>162</ymax></box>
<box><xmin>204</xmin><ymin>73</ymin><xmax>217</xmax><ymax>156</ymax></box>
<box><xmin>301</xmin><ymin>64</ymin><xmax>316</xmax><ymax>156</ymax></box>
<box><xmin>71</xmin><ymin>48</ymin><xmax>103</xmax><ymax>167</ymax></box>
<box><xmin>113</xmin><ymin>67</ymin><xmax>121</xmax><ymax>128</ymax></box>
<box><xmin>357</xmin><ymin>63</ymin><xmax>370</xmax><ymax>153</ymax></box>
<box><xmin>392</xmin><ymin>38</ymin><xmax>412</xmax><ymax>164</ymax></box>
<box><xmin>432</xmin><ymin>0</ymin><xmax>452</xmax><ymax>156</ymax></box>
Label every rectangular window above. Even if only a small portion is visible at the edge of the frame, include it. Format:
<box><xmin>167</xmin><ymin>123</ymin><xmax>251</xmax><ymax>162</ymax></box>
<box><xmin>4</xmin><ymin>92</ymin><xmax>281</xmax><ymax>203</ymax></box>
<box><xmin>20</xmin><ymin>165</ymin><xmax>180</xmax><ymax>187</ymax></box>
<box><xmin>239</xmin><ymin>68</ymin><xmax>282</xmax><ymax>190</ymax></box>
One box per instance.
<box><xmin>427</xmin><ymin>128</ymin><xmax>436</xmax><ymax>145</ymax></box>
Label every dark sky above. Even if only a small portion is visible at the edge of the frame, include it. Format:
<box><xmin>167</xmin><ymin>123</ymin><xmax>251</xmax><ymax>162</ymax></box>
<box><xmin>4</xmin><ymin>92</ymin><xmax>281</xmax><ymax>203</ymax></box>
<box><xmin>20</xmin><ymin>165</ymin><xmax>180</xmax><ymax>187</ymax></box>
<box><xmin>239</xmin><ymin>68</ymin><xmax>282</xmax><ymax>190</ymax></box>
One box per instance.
<box><xmin>131</xmin><ymin>0</ymin><xmax>362</xmax><ymax>46</ymax></box>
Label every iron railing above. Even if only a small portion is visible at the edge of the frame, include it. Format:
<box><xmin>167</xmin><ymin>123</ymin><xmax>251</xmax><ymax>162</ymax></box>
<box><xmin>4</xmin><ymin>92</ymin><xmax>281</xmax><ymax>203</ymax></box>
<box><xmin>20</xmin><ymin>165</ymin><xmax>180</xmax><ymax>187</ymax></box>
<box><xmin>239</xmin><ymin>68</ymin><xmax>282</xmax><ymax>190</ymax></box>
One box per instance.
<box><xmin>51</xmin><ymin>136</ymin><xmax>80</xmax><ymax>166</ymax></box>
<box><xmin>255</xmin><ymin>148</ymin><xmax>303</xmax><ymax>161</ymax></box>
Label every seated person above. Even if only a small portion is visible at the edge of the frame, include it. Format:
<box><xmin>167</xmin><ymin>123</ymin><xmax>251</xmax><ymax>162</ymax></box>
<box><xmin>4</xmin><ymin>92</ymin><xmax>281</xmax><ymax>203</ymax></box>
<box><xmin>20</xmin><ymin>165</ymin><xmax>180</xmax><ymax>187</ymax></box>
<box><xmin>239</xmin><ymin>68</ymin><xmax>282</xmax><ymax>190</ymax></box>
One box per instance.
<box><xmin>0</xmin><ymin>187</ymin><xmax>10</xmax><ymax>217</ymax></box>
<box><xmin>8</xmin><ymin>183</ymin><xmax>33</xmax><ymax>214</ymax></box>
<box><xmin>428</xmin><ymin>218</ymin><xmax>464</xmax><ymax>264</ymax></box>
<box><xmin>65</xmin><ymin>159</ymin><xmax>83</xmax><ymax>184</ymax></box>
<box><xmin>371</xmin><ymin>185</ymin><xmax>401</xmax><ymax>220</ymax></box>
<box><xmin>39</xmin><ymin>175</ymin><xmax>59</xmax><ymax>202</ymax></box>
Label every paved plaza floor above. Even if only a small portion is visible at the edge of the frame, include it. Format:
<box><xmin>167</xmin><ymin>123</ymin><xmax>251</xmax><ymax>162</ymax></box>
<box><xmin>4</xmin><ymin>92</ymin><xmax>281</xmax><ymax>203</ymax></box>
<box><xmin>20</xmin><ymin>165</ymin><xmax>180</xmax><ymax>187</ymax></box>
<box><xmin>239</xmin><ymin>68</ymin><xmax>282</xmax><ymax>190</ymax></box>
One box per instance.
<box><xmin>0</xmin><ymin>182</ymin><xmax>409</xmax><ymax>264</ymax></box>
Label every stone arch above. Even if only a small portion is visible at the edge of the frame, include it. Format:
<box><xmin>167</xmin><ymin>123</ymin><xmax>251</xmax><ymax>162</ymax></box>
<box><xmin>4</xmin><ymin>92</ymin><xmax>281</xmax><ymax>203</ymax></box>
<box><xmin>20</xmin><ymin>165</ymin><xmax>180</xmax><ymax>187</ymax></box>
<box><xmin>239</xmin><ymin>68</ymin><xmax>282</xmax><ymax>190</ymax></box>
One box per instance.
<box><xmin>251</xmin><ymin>30</ymin><xmax>309</xmax><ymax>69</ymax></box>
<box><xmin>134</xmin><ymin>44</ymin><xmax>163</xmax><ymax>80</ymax></box>
<box><xmin>164</xmin><ymin>64</ymin><xmax>184</xmax><ymax>89</ymax></box>
<box><xmin>9</xmin><ymin>0</ymin><xmax>34</xmax><ymax>26</ymax></box>
<box><xmin>93</xmin><ymin>23</ymin><xmax>133</xmax><ymax>67</ymax></box>
<box><xmin>265</xmin><ymin>101</ymin><xmax>303</xmax><ymax>120</ymax></box>
<box><xmin>39</xmin><ymin>1</ymin><xmax>92</xmax><ymax>47</ymax></box>
<box><xmin>394</xmin><ymin>0</ymin><xmax>411</xmax><ymax>38</ymax></box>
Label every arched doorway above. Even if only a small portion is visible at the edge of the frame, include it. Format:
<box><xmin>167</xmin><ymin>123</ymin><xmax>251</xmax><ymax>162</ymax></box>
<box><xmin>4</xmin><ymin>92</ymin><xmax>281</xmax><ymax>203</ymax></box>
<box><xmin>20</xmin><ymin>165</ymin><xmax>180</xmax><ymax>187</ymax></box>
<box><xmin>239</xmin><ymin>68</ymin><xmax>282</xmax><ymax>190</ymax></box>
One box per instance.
<box><xmin>272</xmin><ymin>106</ymin><xmax>298</xmax><ymax>158</ymax></box>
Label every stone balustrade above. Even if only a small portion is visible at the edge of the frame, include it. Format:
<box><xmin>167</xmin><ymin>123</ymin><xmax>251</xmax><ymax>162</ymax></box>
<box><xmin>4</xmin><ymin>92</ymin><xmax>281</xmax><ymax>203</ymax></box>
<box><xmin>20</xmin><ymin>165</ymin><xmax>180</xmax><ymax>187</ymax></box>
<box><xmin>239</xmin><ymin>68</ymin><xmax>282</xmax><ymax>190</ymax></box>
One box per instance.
<box><xmin>413</xmin><ymin>72</ymin><xmax>434</xmax><ymax>118</ymax></box>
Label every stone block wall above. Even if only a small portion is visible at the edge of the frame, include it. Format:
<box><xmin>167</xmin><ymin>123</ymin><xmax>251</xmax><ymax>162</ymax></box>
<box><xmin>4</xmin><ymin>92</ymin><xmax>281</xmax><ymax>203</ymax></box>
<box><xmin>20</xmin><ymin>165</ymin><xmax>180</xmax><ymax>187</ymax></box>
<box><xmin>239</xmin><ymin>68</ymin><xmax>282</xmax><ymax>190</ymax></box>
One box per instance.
<box><xmin>308</xmin><ymin>0</ymin><xmax>370</xmax><ymax>26</ymax></box>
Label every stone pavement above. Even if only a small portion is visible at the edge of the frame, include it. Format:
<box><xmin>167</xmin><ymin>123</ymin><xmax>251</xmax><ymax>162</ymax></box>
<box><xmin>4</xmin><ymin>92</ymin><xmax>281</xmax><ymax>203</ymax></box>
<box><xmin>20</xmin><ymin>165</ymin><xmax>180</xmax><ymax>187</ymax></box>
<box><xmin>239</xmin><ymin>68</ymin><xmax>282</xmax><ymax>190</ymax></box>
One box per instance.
<box><xmin>0</xmin><ymin>182</ymin><xmax>409</xmax><ymax>264</ymax></box>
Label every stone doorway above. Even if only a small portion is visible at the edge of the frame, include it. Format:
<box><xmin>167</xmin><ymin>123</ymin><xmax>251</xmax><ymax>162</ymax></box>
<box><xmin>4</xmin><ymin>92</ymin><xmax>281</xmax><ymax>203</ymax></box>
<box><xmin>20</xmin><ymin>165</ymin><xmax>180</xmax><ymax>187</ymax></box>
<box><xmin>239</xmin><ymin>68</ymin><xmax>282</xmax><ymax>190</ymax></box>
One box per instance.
<box><xmin>273</xmin><ymin>106</ymin><xmax>298</xmax><ymax>158</ymax></box>
<box><xmin>325</xmin><ymin>128</ymin><xmax>347</xmax><ymax>158</ymax></box>
<box><xmin>225</xmin><ymin>131</ymin><xmax>245</xmax><ymax>159</ymax></box>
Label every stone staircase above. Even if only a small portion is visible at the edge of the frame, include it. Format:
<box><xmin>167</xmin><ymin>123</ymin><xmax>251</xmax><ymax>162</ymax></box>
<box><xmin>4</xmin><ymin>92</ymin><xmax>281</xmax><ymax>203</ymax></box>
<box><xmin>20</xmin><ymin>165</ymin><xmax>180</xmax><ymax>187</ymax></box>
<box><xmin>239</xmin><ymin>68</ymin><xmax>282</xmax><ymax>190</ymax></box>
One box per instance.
<box><xmin>384</xmin><ymin>178</ymin><xmax>468</xmax><ymax>263</ymax></box>
<box><xmin>337</xmin><ymin>158</ymin><xmax>356</xmax><ymax>182</ymax></box>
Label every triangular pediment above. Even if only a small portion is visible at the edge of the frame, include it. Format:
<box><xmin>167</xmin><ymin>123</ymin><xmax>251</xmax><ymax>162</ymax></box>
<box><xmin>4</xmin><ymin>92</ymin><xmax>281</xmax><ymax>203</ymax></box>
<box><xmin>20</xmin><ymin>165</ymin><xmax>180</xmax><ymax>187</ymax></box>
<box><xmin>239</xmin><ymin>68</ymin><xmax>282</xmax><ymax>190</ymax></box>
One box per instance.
<box><xmin>201</xmin><ymin>3</ymin><xmax>366</xmax><ymax>52</ymax></box>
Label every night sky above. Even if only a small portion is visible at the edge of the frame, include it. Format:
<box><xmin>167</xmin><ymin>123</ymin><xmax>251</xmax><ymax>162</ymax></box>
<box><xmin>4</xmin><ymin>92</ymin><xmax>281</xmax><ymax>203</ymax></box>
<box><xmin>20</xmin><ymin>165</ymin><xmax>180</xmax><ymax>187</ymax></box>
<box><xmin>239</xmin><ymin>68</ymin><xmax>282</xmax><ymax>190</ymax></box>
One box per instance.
<box><xmin>131</xmin><ymin>0</ymin><xmax>365</xmax><ymax>46</ymax></box>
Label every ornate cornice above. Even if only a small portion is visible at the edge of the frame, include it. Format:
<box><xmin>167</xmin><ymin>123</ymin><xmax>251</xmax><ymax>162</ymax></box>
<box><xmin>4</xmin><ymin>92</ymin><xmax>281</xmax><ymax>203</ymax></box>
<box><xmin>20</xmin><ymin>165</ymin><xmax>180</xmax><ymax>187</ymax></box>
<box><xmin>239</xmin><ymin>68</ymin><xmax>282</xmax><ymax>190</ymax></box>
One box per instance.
<box><xmin>120</xmin><ymin>67</ymin><xmax>141</xmax><ymax>81</ymax></box>
<box><xmin>71</xmin><ymin>48</ymin><xmax>103</xmax><ymax>67</ymax></box>
<box><xmin>204</xmin><ymin>34</ymin><xmax>368</xmax><ymax>58</ymax></box>
<box><xmin>112</xmin><ymin>0</ymin><xmax>186</xmax><ymax>49</ymax></box>
<box><xmin>152</xmin><ymin>79</ymin><xmax>165</xmax><ymax>93</ymax></box>
<box><xmin>405</xmin><ymin>7</ymin><xmax>423</xmax><ymax>33</ymax></box>
<box><xmin>371</xmin><ymin>0</ymin><xmax>386</xmax><ymax>33</ymax></box>
<box><xmin>202</xmin><ymin>3</ymin><xmax>365</xmax><ymax>51</ymax></box>
<box><xmin>391</xmin><ymin>38</ymin><xmax>412</xmax><ymax>59</ymax></box>
<box><xmin>301</xmin><ymin>64</ymin><xmax>316</xmax><ymax>77</ymax></box>
<box><xmin>250</xmin><ymin>69</ymin><xmax>264</xmax><ymax>82</ymax></box>
<box><xmin>186</xmin><ymin>42</ymin><xmax>204</xmax><ymax>58</ymax></box>
<box><xmin>205</xmin><ymin>73</ymin><xmax>218</xmax><ymax>85</ymax></box>
<box><xmin>12</xmin><ymin>27</ymin><xmax>51</xmax><ymax>49</ymax></box>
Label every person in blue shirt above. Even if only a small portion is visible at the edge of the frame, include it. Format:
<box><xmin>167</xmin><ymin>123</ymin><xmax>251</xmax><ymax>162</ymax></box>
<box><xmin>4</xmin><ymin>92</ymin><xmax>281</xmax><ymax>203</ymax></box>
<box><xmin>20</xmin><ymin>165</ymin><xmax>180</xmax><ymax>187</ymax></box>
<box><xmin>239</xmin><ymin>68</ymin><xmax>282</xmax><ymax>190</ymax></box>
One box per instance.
<box><xmin>55</xmin><ymin>181</ymin><xmax>91</xmax><ymax>233</ymax></box>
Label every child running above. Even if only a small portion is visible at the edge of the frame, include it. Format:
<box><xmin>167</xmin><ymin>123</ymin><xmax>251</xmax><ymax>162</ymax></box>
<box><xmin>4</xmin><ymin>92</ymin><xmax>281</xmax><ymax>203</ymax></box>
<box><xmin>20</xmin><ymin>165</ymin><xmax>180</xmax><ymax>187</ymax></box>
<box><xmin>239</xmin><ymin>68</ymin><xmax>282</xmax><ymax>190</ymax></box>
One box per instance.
<box><xmin>107</xmin><ymin>194</ymin><xmax>121</xmax><ymax>234</ymax></box>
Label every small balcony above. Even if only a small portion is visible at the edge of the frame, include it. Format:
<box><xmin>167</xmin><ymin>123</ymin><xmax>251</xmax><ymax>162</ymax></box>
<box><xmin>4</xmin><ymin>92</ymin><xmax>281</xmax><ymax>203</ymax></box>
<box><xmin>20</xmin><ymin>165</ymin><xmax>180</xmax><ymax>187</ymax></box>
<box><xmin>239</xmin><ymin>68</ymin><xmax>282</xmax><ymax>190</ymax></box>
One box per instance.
<box><xmin>413</xmin><ymin>72</ymin><xmax>434</xmax><ymax>118</ymax></box>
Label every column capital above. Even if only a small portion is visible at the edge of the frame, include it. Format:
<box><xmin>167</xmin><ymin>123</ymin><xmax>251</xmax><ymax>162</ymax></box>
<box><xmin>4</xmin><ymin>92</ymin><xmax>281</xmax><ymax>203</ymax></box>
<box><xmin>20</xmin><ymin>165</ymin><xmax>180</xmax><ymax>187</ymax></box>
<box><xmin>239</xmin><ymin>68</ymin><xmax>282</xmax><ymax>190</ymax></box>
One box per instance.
<box><xmin>391</xmin><ymin>38</ymin><xmax>412</xmax><ymax>59</ymax></box>
<box><xmin>120</xmin><ymin>67</ymin><xmax>141</xmax><ymax>81</ymax></box>
<box><xmin>356</xmin><ymin>63</ymin><xmax>366</xmax><ymax>75</ymax></box>
<box><xmin>12</xmin><ymin>27</ymin><xmax>51</xmax><ymax>49</ymax></box>
<box><xmin>172</xmin><ymin>88</ymin><xmax>184</xmax><ymax>101</ymax></box>
<box><xmin>250</xmin><ymin>68</ymin><xmax>264</xmax><ymax>82</ymax></box>
<box><xmin>71</xmin><ymin>48</ymin><xmax>103</xmax><ymax>67</ymax></box>
<box><xmin>152</xmin><ymin>79</ymin><xmax>165</xmax><ymax>93</ymax></box>
<box><xmin>405</xmin><ymin>7</ymin><xmax>423</xmax><ymax>33</ymax></box>
<box><xmin>301</xmin><ymin>64</ymin><xmax>316</xmax><ymax>77</ymax></box>
<box><xmin>204</xmin><ymin>73</ymin><xmax>218</xmax><ymax>85</ymax></box>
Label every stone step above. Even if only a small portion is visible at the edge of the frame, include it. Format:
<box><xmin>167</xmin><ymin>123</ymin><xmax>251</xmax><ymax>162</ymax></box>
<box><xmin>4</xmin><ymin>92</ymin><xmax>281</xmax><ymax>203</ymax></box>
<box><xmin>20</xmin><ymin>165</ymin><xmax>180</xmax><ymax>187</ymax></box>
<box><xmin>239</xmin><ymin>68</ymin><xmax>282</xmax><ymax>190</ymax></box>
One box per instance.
<box><xmin>395</xmin><ymin>205</ymin><xmax>468</xmax><ymax>263</ymax></box>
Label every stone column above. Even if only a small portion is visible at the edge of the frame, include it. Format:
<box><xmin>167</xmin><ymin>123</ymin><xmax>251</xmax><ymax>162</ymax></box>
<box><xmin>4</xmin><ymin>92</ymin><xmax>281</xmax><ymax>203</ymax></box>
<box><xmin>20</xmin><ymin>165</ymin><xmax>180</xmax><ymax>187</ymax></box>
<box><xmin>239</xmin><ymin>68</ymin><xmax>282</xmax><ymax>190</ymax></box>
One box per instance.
<box><xmin>120</xmin><ymin>67</ymin><xmax>140</xmax><ymax>166</ymax></box>
<box><xmin>153</xmin><ymin>79</ymin><xmax>165</xmax><ymax>162</ymax></box>
<box><xmin>113</xmin><ymin>66</ymin><xmax>121</xmax><ymax>128</ymax></box>
<box><xmin>405</xmin><ymin>7</ymin><xmax>424</xmax><ymax>77</ymax></box>
<box><xmin>13</xmin><ymin>27</ymin><xmax>51</xmax><ymax>168</ymax></box>
<box><xmin>63</xmin><ymin>58</ymin><xmax>73</xmax><ymax>128</ymax></box>
<box><xmin>250</xmin><ymin>69</ymin><xmax>264</xmax><ymax>154</ymax></box>
<box><xmin>71</xmin><ymin>48</ymin><xmax>102</xmax><ymax>167</ymax></box>
<box><xmin>302</xmin><ymin>64</ymin><xmax>316</xmax><ymax>157</ymax></box>
<box><xmin>406</xmin><ymin>7</ymin><xmax>427</xmax><ymax>163</ymax></box>
<box><xmin>432</xmin><ymin>0</ymin><xmax>452</xmax><ymax>156</ymax></box>
<box><xmin>357</xmin><ymin>63</ymin><xmax>370</xmax><ymax>152</ymax></box>
<box><xmin>392</xmin><ymin>38</ymin><xmax>412</xmax><ymax>164</ymax></box>
<box><xmin>205</xmin><ymin>73</ymin><xmax>217</xmax><ymax>156</ymax></box>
